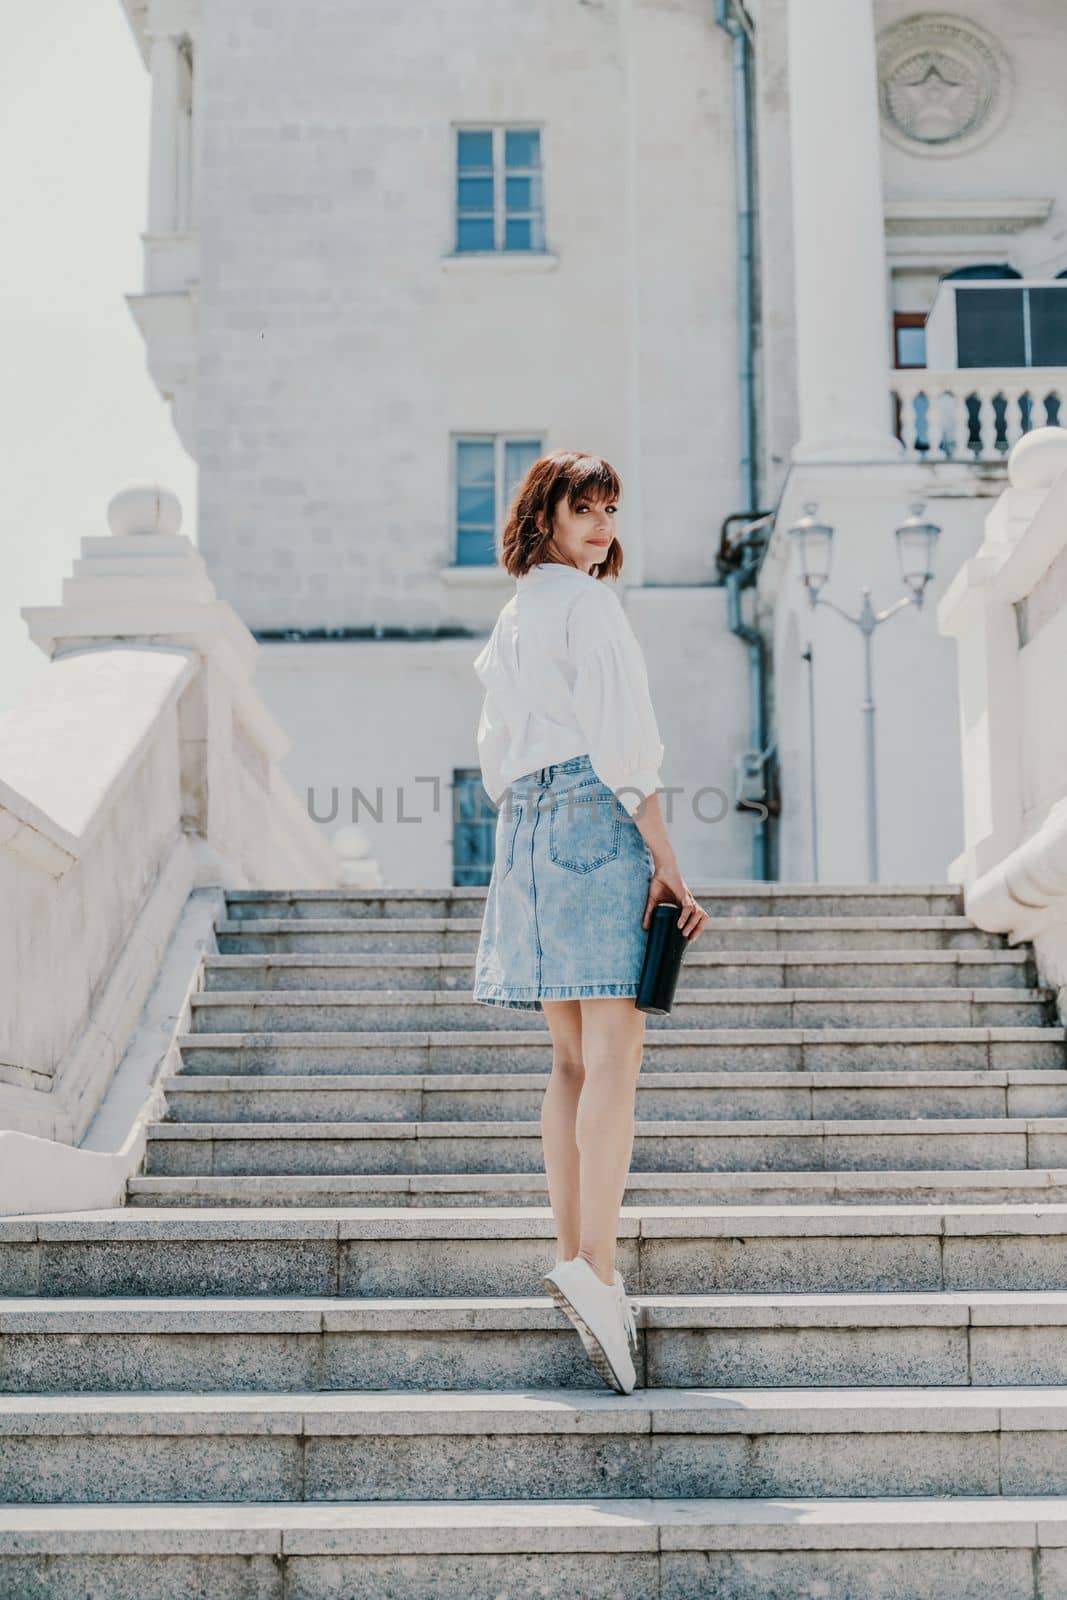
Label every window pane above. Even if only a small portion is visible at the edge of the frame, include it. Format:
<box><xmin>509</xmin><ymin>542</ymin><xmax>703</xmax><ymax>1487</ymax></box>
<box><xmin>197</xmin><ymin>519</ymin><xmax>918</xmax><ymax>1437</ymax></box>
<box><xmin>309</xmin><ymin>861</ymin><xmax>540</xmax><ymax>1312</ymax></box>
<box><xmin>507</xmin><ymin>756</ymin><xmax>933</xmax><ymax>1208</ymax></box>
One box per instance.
<box><xmin>457</xmin><ymin>441</ymin><xmax>496</xmax><ymax>566</ymax></box>
<box><xmin>456</xmin><ymin>130</ymin><xmax>495</xmax><ymax>252</ymax></box>
<box><xmin>505</xmin><ymin>217</ymin><xmax>532</xmax><ymax>251</ymax></box>
<box><xmin>457</xmin><ymin>439</ymin><xmax>494</xmax><ymax>486</ymax></box>
<box><xmin>458</xmin><ymin>485</ymin><xmax>495</xmax><ymax>524</ymax></box>
<box><xmin>457</xmin><ymin>129</ymin><xmax>493</xmax><ymax>169</ymax></box>
<box><xmin>1029</xmin><ymin>289</ymin><xmax>1067</xmax><ymax>366</ymax></box>
<box><xmin>458</xmin><ymin>176</ymin><xmax>494</xmax><ymax>212</ymax></box>
<box><xmin>505</xmin><ymin>128</ymin><xmax>540</xmax><ymax>169</ymax></box>
<box><xmin>456</xmin><ymin>527</ymin><xmax>497</xmax><ymax>567</ymax></box>
<box><xmin>506</xmin><ymin>175</ymin><xmax>533</xmax><ymax>212</ymax></box>
<box><xmin>453</xmin><ymin>769</ymin><xmax>495</xmax><ymax>887</ymax></box>
<box><xmin>457</xmin><ymin>217</ymin><xmax>494</xmax><ymax>252</ymax></box>
<box><xmin>504</xmin><ymin>439</ymin><xmax>542</xmax><ymax>500</ymax></box>
<box><xmin>896</xmin><ymin>325</ymin><xmax>926</xmax><ymax>367</ymax></box>
<box><xmin>955</xmin><ymin>288</ymin><xmax>1025</xmax><ymax>368</ymax></box>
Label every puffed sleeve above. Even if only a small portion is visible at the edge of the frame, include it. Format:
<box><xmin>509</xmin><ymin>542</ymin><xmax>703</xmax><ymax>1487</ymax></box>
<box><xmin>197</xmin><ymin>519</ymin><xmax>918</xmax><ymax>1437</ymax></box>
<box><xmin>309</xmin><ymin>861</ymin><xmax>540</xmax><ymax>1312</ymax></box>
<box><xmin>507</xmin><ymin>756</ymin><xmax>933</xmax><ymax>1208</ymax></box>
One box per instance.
<box><xmin>568</xmin><ymin>589</ymin><xmax>665</xmax><ymax>818</ymax></box>
<box><xmin>475</xmin><ymin>686</ymin><xmax>509</xmax><ymax>810</ymax></box>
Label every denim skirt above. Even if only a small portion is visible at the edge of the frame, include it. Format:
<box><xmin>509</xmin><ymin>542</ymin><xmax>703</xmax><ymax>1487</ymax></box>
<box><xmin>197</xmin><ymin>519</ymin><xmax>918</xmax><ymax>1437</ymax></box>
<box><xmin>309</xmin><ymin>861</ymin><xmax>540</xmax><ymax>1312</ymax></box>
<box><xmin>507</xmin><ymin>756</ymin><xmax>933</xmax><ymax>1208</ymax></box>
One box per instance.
<box><xmin>472</xmin><ymin>753</ymin><xmax>656</xmax><ymax>1011</ymax></box>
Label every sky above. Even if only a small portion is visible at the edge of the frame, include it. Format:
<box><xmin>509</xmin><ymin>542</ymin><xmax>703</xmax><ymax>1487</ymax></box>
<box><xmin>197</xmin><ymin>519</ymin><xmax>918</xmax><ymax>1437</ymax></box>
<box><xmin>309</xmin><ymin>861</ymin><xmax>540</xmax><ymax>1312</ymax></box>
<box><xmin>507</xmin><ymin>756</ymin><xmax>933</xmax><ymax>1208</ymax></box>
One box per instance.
<box><xmin>0</xmin><ymin>0</ymin><xmax>197</xmax><ymax>713</ymax></box>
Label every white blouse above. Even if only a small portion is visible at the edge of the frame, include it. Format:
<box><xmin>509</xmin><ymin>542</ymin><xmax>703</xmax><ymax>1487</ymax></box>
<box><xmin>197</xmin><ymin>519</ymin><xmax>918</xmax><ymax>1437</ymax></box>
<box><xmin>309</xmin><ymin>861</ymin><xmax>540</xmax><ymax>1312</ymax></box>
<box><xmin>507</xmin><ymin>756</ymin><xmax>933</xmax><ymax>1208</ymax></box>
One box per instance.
<box><xmin>472</xmin><ymin>561</ymin><xmax>665</xmax><ymax>818</ymax></box>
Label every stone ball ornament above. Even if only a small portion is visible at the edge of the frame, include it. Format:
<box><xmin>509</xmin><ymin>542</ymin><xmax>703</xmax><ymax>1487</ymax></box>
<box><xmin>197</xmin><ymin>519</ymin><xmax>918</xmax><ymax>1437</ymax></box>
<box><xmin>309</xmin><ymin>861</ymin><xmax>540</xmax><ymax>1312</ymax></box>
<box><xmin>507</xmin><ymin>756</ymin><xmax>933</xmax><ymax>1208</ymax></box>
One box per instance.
<box><xmin>876</xmin><ymin>13</ymin><xmax>1011</xmax><ymax>157</ymax></box>
<box><xmin>107</xmin><ymin>482</ymin><xmax>183</xmax><ymax>538</ymax></box>
<box><xmin>1007</xmin><ymin>426</ymin><xmax>1067</xmax><ymax>494</ymax></box>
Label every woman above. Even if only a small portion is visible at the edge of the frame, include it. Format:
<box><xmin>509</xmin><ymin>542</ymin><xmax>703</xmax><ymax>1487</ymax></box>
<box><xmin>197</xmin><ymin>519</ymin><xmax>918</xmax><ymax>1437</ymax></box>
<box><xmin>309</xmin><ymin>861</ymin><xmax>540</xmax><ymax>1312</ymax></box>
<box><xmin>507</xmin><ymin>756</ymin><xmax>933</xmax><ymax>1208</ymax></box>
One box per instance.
<box><xmin>471</xmin><ymin>448</ymin><xmax>709</xmax><ymax>1395</ymax></box>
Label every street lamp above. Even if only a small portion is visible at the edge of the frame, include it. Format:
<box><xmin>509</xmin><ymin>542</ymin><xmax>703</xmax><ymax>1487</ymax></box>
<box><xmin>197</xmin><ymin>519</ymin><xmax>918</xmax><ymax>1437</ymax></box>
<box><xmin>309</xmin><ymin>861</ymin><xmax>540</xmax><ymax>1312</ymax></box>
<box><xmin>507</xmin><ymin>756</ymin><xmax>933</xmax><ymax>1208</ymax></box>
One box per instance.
<box><xmin>788</xmin><ymin>500</ymin><xmax>941</xmax><ymax>883</ymax></box>
<box><xmin>789</xmin><ymin>502</ymin><xmax>834</xmax><ymax>600</ymax></box>
<box><xmin>895</xmin><ymin>502</ymin><xmax>941</xmax><ymax>603</ymax></box>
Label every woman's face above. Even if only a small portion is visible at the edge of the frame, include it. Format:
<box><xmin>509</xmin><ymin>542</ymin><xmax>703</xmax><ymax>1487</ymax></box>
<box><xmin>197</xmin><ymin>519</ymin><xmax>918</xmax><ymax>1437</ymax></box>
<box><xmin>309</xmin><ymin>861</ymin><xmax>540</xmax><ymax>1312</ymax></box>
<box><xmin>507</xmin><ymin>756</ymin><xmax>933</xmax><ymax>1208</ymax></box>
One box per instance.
<box><xmin>540</xmin><ymin>491</ymin><xmax>618</xmax><ymax>573</ymax></box>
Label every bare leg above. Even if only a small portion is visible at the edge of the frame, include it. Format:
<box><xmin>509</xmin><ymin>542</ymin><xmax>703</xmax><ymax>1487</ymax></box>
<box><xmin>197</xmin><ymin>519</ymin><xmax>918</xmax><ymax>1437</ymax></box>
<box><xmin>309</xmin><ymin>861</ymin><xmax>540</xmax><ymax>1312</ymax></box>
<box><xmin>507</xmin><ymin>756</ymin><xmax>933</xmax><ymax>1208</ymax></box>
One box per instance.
<box><xmin>574</xmin><ymin>997</ymin><xmax>646</xmax><ymax>1285</ymax></box>
<box><xmin>540</xmin><ymin>999</ymin><xmax>585</xmax><ymax>1264</ymax></box>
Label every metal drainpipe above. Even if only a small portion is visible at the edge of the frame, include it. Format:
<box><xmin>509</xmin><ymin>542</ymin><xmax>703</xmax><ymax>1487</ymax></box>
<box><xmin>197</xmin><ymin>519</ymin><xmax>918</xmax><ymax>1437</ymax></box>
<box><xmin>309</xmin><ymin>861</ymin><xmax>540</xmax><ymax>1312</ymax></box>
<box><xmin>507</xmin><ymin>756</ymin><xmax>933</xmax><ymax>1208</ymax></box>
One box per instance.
<box><xmin>716</xmin><ymin>0</ymin><xmax>772</xmax><ymax>879</ymax></box>
<box><xmin>715</xmin><ymin>0</ymin><xmax>758</xmax><ymax>513</ymax></box>
<box><xmin>721</xmin><ymin>516</ymin><xmax>774</xmax><ymax>881</ymax></box>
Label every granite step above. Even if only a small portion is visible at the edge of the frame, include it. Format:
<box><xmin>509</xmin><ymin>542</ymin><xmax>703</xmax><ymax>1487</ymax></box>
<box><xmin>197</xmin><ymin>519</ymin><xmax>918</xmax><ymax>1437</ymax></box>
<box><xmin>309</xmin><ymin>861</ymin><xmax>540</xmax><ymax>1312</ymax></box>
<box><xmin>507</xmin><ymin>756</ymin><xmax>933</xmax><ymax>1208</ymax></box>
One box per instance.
<box><xmin>217</xmin><ymin>911</ymin><xmax>1010</xmax><ymax>955</ymax></box>
<box><xmin>224</xmin><ymin>884</ymin><xmax>967</xmax><ymax>922</ymax></box>
<box><xmin>2</xmin><ymin>1494</ymin><xmax>1063</xmax><ymax>1600</ymax></box>
<box><xmin>159</xmin><ymin>1069</ymin><xmax>1067</xmax><ymax>1126</ymax></box>
<box><xmin>5</xmin><ymin>1386</ymin><xmax>1067</xmax><ymax>1503</ymax></box>
<box><xmin>174</xmin><ymin>1026</ymin><xmax>1067</xmax><ymax>1077</ymax></box>
<box><xmin>8</xmin><ymin>1204</ymin><xmax>1067</xmax><ymax>1298</ymax></box>
<box><xmin>6</xmin><ymin>1290</ymin><xmax>1067</xmax><ymax>1393</ymax></box>
<box><xmin>200</xmin><ymin>949</ymin><xmax>1033</xmax><ymax>992</ymax></box>
<box><xmin>10</xmin><ymin>869</ymin><xmax>1060</xmax><ymax>1598</ymax></box>
<box><xmin>142</xmin><ymin>1114</ymin><xmax>1067</xmax><ymax>1178</ymax></box>
<box><xmin>188</xmin><ymin>987</ymin><xmax>1053</xmax><ymax>1034</ymax></box>
<box><xmin>126</xmin><ymin>1166</ymin><xmax>1067</xmax><ymax>1209</ymax></box>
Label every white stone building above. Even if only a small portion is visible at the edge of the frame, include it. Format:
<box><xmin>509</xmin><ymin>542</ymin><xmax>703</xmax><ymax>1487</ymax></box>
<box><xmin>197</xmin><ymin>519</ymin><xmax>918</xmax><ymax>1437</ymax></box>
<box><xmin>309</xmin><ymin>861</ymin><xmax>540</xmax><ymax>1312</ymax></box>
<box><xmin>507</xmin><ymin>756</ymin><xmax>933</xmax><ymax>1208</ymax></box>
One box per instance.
<box><xmin>9</xmin><ymin>16</ymin><xmax>1067</xmax><ymax>1583</ymax></box>
<box><xmin>120</xmin><ymin>0</ymin><xmax>1067</xmax><ymax>887</ymax></box>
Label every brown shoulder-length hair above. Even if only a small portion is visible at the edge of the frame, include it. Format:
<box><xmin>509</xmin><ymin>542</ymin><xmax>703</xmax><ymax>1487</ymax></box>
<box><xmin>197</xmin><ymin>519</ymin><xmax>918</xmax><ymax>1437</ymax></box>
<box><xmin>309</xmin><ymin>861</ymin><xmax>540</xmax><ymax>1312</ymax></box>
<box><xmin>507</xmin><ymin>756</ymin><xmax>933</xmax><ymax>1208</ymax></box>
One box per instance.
<box><xmin>500</xmin><ymin>449</ymin><xmax>624</xmax><ymax>579</ymax></box>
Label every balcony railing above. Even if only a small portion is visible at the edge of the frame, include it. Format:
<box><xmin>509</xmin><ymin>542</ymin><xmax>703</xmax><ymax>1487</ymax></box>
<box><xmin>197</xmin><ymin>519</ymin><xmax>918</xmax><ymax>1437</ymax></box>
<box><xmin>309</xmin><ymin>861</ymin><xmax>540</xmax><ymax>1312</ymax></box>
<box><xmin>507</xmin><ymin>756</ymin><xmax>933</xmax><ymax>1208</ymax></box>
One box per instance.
<box><xmin>893</xmin><ymin>369</ymin><xmax>1067</xmax><ymax>463</ymax></box>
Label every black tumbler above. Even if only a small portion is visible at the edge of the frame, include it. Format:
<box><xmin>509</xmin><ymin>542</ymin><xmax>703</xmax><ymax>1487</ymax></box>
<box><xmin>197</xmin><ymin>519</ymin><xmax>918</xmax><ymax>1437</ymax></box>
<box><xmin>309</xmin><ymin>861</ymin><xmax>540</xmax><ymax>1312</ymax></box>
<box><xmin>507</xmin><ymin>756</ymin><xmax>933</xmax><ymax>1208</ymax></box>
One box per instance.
<box><xmin>635</xmin><ymin>902</ymin><xmax>688</xmax><ymax>1015</ymax></box>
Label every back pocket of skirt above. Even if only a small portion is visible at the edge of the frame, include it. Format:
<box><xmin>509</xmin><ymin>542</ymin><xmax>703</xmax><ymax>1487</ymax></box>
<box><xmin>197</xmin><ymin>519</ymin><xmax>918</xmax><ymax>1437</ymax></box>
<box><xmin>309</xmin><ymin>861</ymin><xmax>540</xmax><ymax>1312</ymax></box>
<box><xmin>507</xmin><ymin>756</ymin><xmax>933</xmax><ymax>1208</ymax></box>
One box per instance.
<box><xmin>496</xmin><ymin>800</ymin><xmax>524</xmax><ymax>879</ymax></box>
<box><xmin>548</xmin><ymin>791</ymin><xmax>622</xmax><ymax>873</ymax></box>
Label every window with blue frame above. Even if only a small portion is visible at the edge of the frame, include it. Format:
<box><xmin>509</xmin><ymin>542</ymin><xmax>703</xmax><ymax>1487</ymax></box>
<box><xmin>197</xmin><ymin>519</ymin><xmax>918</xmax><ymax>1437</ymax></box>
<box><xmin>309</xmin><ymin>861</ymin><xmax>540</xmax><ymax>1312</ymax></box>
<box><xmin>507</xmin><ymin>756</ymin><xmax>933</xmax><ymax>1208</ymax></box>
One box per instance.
<box><xmin>455</xmin><ymin>435</ymin><xmax>542</xmax><ymax>566</ymax></box>
<box><xmin>455</xmin><ymin>126</ymin><xmax>545</xmax><ymax>253</ymax></box>
<box><xmin>893</xmin><ymin>311</ymin><xmax>929</xmax><ymax>452</ymax></box>
<box><xmin>453</xmin><ymin>768</ymin><xmax>496</xmax><ymax>887</ymax></box>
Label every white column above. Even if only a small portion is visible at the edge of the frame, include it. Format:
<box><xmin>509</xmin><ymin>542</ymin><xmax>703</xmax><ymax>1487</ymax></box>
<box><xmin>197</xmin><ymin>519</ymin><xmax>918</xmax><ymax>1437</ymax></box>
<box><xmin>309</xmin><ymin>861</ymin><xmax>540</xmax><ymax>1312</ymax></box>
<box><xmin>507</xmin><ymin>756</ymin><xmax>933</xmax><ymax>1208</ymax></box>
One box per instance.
<box><xmin>620</xmin><ymin>0</ymin><xmax>645</xmax><ymax>586</ymax></box>
<box><xmin>177</xmin><ymin>102</ymin><xmax>192</xmax><ymax>232</ymax></box>
<box><xmin>147</xmin><ymin>33</ymin><xmax>180</xmax><ymax>236</ymax></box>
<box><xmin>787</xmin><ymin>0</ymin><xmax>901</xmax><ymax>462</ymax></box>
<box><xmin>189</xmin><ymin>34</ymin><xmax>202</xmax><ymax>229</ymax></box>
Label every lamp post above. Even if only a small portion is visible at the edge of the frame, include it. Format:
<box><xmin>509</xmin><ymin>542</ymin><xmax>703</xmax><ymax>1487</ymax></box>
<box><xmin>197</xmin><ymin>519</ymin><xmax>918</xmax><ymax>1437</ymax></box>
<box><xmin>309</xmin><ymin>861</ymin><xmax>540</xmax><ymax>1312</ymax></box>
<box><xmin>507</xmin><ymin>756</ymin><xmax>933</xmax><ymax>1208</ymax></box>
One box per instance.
<box><xmin>788</xmin><ymin>501</ymin><xmax>941</xmax><ymax>883</ymax></box>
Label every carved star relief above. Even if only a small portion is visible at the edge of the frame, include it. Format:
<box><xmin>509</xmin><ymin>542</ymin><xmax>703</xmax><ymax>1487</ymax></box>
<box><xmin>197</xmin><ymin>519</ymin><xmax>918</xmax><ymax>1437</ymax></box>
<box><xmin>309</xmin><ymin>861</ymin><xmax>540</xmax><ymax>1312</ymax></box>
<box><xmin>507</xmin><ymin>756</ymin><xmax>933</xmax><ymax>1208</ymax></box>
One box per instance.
<box><xmin>894</xmin><ymin>59</ymin><xmax>973</xmax><ymax>138</ymax></box>
<box><xmin>878</xmin><ymin>16</ymin><xmax>1008</xmax><ymax>155</ymax></box>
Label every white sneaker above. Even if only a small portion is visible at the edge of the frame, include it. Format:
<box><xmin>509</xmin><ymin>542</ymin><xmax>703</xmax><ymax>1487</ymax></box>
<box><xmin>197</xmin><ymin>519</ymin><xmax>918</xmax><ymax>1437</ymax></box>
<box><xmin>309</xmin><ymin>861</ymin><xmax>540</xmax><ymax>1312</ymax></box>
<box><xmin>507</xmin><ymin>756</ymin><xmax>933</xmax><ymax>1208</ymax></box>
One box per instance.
<box><xmin>613</xmin><ymin>1269</ymin><xmax>638</xmax><ymax>1354</ymax></box>
<box><xmin>543</xmin><ymin>1256</ymin><xmax>637</xmax><ymax>1394</ymax></box>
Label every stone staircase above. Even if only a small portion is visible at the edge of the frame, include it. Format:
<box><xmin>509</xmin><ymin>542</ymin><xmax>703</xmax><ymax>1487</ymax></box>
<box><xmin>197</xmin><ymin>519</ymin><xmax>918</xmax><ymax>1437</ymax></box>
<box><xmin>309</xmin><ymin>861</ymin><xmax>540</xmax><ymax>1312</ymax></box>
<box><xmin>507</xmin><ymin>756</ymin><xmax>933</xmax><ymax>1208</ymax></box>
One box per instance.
<box><xmin>7</xmin><ymin>883</ymin><xmax>1067</xmax><ymax>1596</ymax></box>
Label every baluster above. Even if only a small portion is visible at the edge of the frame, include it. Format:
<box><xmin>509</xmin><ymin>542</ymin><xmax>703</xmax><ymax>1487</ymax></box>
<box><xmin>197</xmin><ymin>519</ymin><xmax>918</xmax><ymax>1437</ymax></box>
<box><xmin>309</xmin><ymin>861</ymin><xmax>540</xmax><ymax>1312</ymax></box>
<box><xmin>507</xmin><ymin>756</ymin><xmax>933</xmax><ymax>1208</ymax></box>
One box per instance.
<box><xmin>1005</xmin><ymin>385</ymin><xmax>1026</xmax><ymax>450</ymax></box>
<box><xmin>948</xmin><ymin>389</ymin><xmax>971</xmax><ymax>461</ymax></box>
<box><xmin>897</xmin><ymin>381</ymin><xmax>918</xmax><ymax>457</ymax></box>
<box><xmin>974</xmin><ymin>386</ymin><xmax>998</xmax><ymax>461</ymax></box>
<box><xmin>931</xmin><ymin>386</ymin><xmax>952</xmax><ymax>460</ymax></box>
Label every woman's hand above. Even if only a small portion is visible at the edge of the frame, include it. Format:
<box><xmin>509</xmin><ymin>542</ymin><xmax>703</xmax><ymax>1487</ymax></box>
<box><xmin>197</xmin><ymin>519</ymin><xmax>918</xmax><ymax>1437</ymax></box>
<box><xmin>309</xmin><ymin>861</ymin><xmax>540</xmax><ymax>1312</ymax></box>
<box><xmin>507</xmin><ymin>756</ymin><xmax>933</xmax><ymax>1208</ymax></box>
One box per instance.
<box><xmin>642</xmin><ymin>861</ymin><xmax>710</xmax><ymax>941</ymax></box>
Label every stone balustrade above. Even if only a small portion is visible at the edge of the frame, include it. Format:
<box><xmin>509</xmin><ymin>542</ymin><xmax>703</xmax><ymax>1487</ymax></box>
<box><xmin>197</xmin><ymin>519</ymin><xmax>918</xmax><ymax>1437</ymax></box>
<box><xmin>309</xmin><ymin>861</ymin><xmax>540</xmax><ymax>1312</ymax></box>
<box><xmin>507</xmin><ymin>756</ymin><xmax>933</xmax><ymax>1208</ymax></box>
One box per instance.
<box><xmin>0</xmin><ymin>482</ymin><xmax>339</xmax><ymax>1171</ymax></box>
<box><xmin>894</xmin><ymin>369</ymin><xmax>1067</xmax><ymax>462</ymax></box>
<box><xmin>939</xmin><ymin>427</ymin><xmax>1067</xmax><ymax>1018</ymax></box>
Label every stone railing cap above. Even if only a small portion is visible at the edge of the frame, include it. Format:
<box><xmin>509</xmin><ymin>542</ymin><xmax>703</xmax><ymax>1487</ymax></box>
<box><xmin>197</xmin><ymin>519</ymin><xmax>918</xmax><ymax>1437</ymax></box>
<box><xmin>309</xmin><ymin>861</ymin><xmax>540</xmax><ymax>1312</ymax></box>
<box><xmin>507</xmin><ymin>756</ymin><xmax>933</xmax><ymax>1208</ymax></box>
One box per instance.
<box><xmin>107</xmin><ymin>483</ymin><xmax>183</xmax><ymax>539</ymax></box>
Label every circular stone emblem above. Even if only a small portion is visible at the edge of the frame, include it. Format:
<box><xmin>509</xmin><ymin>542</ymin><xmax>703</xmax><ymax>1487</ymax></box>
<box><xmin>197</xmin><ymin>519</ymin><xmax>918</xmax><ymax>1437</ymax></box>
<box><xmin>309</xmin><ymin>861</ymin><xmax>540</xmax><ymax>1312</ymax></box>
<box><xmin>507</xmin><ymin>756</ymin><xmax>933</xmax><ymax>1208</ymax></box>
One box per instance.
<box><xmin>877</xmin><ymin>13</ymin><xmax>1010</xmax><ymax>156</ymax></box>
